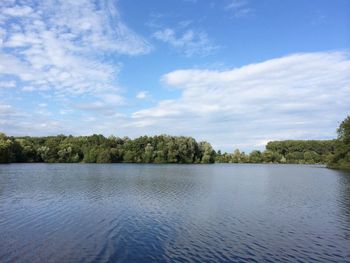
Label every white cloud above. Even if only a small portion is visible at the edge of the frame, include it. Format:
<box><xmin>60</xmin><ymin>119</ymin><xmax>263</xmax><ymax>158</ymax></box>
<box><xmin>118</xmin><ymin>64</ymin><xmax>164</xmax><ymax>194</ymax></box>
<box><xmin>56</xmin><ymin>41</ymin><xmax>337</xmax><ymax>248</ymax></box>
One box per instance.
<box><xmin>0</xmin><ymin>104</ymin><xmax>28</xmax><ymax>118</ymax></box>
<box><xmin>0</xmin><ymin>0</ymin><xmax>153</xmax><ymax>131</ymax></box>
<box><xmin>136</xmin><ymin>91</ymin><xmax>149</xmax><ymax>99</ymax></box>
<box><xmin>225</xmin><ymin>0</ymin><xmax>253</xmax><ymax>18</ymax></box>
<box><xmin>22</xmin><ymin>86</ymin><xmax>35</xmax><ymax>92</ymax></box>
<box><xmin>0</xmin><ymin>0</ymin><xmax>151</xmax><ymax>95</ymax></box>
<box><xmin>2</xmin><ymin>5</ymin><xmax>33</xmax><ymax>17</ymax></box>
<box><xmin>0</xmin><ymin>80</ymin><xmax>16</xmax><ymax>88</ymax></box>
<box><xmin>73</xmin><ymin>93</ymin><xmax>124</xmax><ymax>116</ymax></box>
<box><xmin>153</xmin><ymin>28</ymin><xmax>217</xmax><ymax>57</ymax></box>
<box><xmin>100</xmin><ymin>94</ymin><xmax>125</xmax><ymax>105</ymax></box>
<box><xmin>59</xmin><ymin>109</ymin><xmax>72</xmax><ymax>115</ymax></box>
<box><xmin>130</xmin><ymin>51</ymin><xmax>350</xmax><ymax>151</ymax></box>
<box><xmin>0</xmin><ymin>104</ymin><xmax>14</xmax><ymax>115</ymax></box>
<box><xmin>4</xmin><ymin>51</ymin><xmax>348</xmax><ymax>151</ymax></box>
<box><xmin>0</xmin><ymin>0</ymin><xmax>155</xmax><ymax>137</ymax></box>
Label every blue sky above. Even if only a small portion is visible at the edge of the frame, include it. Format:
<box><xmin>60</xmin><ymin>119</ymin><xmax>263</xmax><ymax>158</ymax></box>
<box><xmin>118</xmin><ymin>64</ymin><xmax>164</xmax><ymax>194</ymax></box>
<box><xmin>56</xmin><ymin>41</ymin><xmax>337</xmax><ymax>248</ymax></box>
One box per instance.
<box><xmin>0</xmin><ymin>0</ymin><xmax>349</xmax><ymax>152</ymax></box>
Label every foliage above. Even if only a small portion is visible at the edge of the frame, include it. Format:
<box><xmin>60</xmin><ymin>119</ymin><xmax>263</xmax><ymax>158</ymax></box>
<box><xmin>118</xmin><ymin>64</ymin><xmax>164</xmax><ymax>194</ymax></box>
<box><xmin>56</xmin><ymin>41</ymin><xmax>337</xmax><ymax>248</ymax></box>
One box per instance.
<box><xmin>328</xmin><ymin>116</ymin><xmax>350</xmax><ymax>170</ymax></box>
<box><xmin>0</xmin><ymin>134</ymin><xmax>215</xmax><ymax>164</ymax></box>
<box><xmin>214</xmin><ymin>140</ymin><xmax>335</xmax><ymax>165</ymax></box>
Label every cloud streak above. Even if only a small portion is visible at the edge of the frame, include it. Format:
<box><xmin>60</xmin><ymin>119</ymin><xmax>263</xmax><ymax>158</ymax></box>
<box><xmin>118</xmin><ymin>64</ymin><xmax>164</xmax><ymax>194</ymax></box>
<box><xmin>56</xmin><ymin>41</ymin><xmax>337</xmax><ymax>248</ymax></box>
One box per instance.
<box><xmin>225</xmin><ymin>0</ymin><xmax>253</xmax><ymax>18</ymax></box>
<box><xmin>153</xmin><ymin>27</ymin><xmax>217</xmax><ymax>57</ymax></box>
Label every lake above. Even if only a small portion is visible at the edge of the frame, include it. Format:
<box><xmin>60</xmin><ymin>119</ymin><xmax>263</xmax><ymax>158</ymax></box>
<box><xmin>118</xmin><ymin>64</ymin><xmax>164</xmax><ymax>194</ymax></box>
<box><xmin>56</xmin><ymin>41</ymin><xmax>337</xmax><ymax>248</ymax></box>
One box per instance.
<box><xmin>0</xmin><ymin>164</ymin><xmax>349</xmax><ymax>262</ymax></box>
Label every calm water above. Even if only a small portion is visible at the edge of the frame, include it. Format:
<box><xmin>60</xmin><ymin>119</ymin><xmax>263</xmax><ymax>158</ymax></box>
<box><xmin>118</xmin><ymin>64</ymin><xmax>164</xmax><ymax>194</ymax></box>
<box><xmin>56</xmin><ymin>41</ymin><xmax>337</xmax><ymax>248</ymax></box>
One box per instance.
<box><xmin>0</xmin><ymin>164</ymin><xmax>349</xmax><ymax>263</ymax></box>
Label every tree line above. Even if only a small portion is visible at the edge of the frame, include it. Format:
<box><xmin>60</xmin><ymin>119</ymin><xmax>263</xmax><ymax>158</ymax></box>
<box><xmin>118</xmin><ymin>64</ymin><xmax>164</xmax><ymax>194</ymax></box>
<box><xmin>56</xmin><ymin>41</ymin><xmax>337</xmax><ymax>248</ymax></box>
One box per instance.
<box><xmin>0</xmin><ymin>116</ymin><xmax>349</xmax><ymax>169</ymax></box>
<box><xmin>0</xmin><ymin>134</ymin><xmax>215</xmax><ymax>164</ymax></box>
<box><xmin>215</xmin><ymin>140</ymin><xmax>336</xmax><ymax>164</ymax></box>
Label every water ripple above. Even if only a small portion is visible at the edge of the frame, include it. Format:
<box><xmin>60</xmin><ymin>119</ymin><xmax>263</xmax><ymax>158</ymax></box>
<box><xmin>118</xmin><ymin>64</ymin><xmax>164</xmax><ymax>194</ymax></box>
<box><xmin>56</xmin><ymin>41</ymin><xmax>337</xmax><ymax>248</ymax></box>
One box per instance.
<box><xmin>0</xmin><ymin>164</ymin><xmax>349</xmax><ymax>262</ymax></box>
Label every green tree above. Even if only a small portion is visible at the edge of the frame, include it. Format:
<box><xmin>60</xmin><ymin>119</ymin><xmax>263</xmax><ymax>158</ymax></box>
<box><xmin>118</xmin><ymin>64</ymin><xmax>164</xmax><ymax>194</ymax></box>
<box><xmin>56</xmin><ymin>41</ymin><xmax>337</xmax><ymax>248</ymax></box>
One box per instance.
<box><xmin>199</xmin><ymin>141</ymin><xmax>215</xmax><ymax>163</ymax></box>
<box><xmin>249</xmin><ymin>150</ymin><xmax>262</xmax><ymax>163</ymax></box>
<box><xmin>143</xmin><ymin>143</ymin><xmax>154</xmax><ymax>163</ymax></box>
<box><xmin>232</xmin><ymin>149</ymin><xmax>241</xmax><ymax>163</ymax></box>
<box><xmin>83</xmin><ymin>148</ymin><xmax>98</xmax><ymax>163</ymax></box>
<box><xmin>0</xmin><ymin>134</ymin><xmax>12</xmax><ymax>163</ymax></box>
<box><xmin>96</xmin><ymin>149</ymin><xmax>111</xmax><ymax>163</ymax></box>
<box><xmin>123</xmin><ymin>150</ymin><xmax>136</xmax><ymax>163</ymax></box>
<box><xmin>328</xmin><ymin>116</ymin><xmax>350</xmax><ymax>169</ymax></box>
<box><xmin>303</xmin><ymin>151</ymin><xmax>321</xmax><ymax>164</ymax></box>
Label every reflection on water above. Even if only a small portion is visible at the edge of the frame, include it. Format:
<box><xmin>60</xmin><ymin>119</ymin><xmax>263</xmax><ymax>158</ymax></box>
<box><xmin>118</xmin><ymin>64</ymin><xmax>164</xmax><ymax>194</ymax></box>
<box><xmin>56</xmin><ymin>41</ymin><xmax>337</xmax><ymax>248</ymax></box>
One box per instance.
<box><xmin>0</xmin><ymin>164</ymin><xmax>349</xmax><ymax>262</ymax></box>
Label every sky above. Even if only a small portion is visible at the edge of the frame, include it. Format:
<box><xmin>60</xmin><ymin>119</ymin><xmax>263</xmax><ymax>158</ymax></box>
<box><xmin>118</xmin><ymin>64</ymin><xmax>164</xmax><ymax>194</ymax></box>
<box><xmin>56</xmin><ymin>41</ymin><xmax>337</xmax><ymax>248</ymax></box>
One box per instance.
<box><xmin>0</xmin><ymin>0</ymin><xmax>349</xmax><ymax>152</ymax></box>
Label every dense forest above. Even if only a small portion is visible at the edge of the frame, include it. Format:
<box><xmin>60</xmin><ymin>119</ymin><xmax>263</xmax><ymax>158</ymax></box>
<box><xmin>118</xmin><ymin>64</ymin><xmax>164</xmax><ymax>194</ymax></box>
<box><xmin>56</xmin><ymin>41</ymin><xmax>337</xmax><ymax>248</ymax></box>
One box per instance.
<box><xmin>0</xmin><ymin>116</ymin><xmax>349</xmax><ymax>169</ymax></box>
<box><xmin>0</xmin><ymin>134</ymin><xmax>215</xmax><ymax>164</ymax></box>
